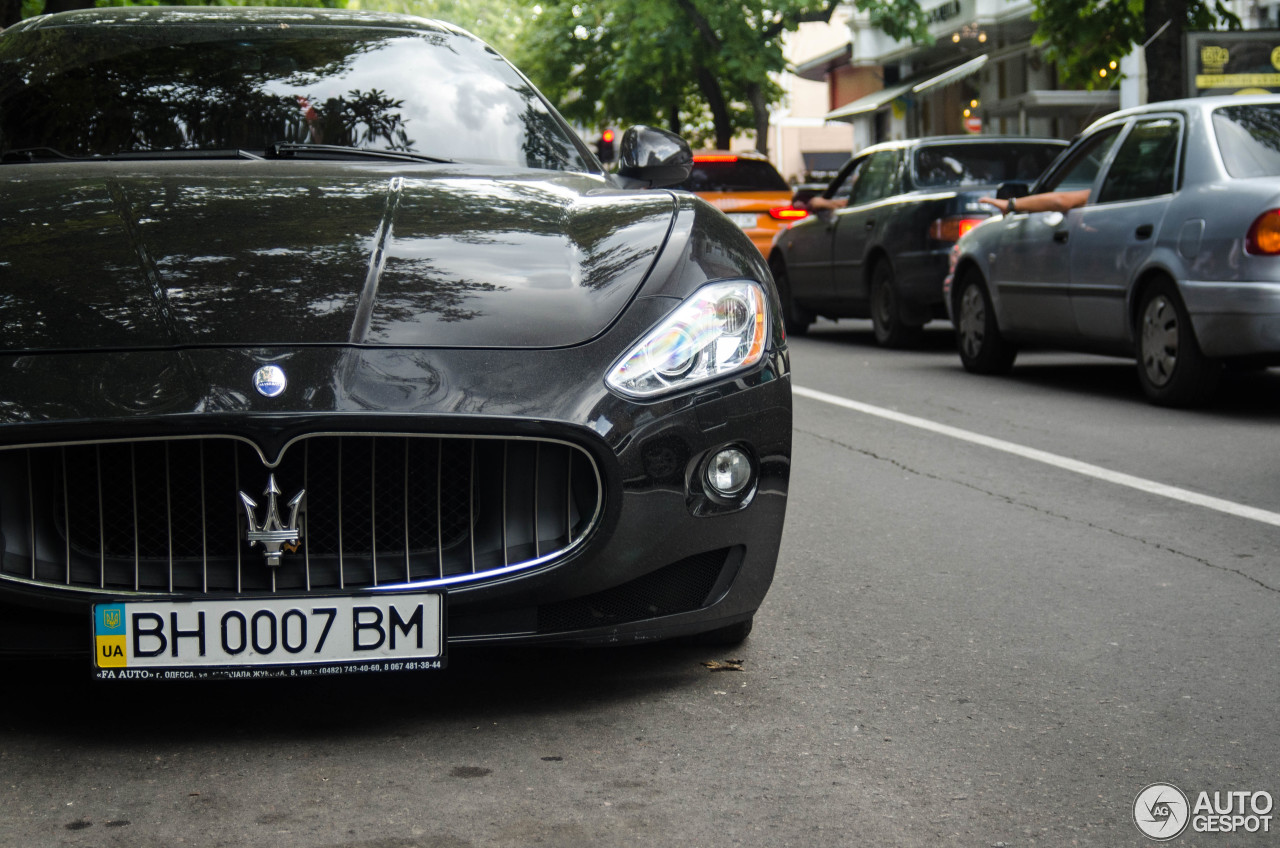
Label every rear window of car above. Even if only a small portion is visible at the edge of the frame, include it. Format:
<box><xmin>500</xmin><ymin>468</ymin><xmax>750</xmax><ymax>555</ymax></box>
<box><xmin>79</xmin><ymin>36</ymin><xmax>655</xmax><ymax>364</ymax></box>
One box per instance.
<box><xmin>912</xmin><ymin>142</ymin><xmax>1064</xmax><ymax>188</ymax></box>
<box><xmin>674</xmin><ymin>157</ymin><xmax>790</xmax><ymax>192</ymax></box>
<box><xmin>1212</xmin><ymin>104</ymin><xmax>1280</xmax><ymax>178</ymax></box>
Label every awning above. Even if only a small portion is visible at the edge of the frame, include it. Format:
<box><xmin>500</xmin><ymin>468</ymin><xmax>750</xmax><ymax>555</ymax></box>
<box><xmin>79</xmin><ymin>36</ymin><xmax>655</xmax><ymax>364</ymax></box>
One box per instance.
<box><xmin>825</xmin><ymin>79</ymin><xmax>914</xmax><ymax>121</ymax></box>
<box><xmin>910</xmin><ymin>55</ymin><xmax>988</xmax><ymax>95</ymax></box>
<box><xmin>825</xmin><ymin>55</ymin><xmax>988</xmax><ymax>123</ymax></box>
<box><xmin>794</xmin><ymin>44</ymin><xmax>852</xmax><ymax>82</ymax></box>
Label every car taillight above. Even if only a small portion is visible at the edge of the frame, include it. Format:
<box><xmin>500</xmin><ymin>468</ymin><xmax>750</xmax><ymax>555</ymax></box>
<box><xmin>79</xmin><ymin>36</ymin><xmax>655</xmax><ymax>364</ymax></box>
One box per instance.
<box><xmin>769</xmin><ymin>206</ymin><xmax>809</xmax><ymax>221</ymax></box>
<box><xmin>929</xmin><ymin>216</ymin><xmax>985</xmax><ymax>242</ymax></box>
<box><xmin>693</xmin><ymin>154</ymin><xmax>739</xmax><ymax>163</ymax></box>
<box><xmin>1246</xmin><ymin>210</ymin><xmax>1280</xmax><ymax>254</ymax></box>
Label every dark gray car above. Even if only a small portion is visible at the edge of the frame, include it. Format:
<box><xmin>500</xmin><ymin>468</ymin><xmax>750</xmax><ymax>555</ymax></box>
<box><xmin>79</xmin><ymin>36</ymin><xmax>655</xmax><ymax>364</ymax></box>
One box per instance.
<box><xmin>769</xmin><ymin>136</ymin><xmax>1065</xmax><ymax>346</ymax></box>
<box><xmin>946</xmin><ymin>95</ymin><xmax>1280</xmax><ymax>406</ymax></box>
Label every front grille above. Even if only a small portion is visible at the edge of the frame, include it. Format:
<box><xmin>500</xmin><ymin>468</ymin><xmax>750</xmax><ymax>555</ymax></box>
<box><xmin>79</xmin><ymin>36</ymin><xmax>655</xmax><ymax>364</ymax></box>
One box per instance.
<box><xmin>0</xmin><ymin>434</ymin><xmax>601</xmax><ymax>595</ymax></box>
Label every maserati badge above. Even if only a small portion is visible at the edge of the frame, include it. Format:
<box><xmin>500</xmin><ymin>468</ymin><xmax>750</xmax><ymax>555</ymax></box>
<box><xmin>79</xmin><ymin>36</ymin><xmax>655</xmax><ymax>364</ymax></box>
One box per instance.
<box><xmin>252</xmin><ymin>364</ymin><xmax>287</xmax><ymax>398</ymax></box>
<box><xmin>239</xmin><ymin>475</ymin><xmax>306</xmax><ymax>566</ymax></box>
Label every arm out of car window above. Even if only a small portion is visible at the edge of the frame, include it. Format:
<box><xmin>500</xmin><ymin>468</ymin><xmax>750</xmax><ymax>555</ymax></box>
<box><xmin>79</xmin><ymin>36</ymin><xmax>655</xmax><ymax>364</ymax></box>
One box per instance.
<box><xmin>978</xmin><ymin>189</ymin><xmax>1090</xmax><ymax>215</ymax></box>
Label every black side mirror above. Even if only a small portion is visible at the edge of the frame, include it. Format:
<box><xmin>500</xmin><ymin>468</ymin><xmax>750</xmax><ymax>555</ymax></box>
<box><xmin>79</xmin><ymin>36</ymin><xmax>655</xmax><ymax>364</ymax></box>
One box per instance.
<box><xmin>615</xmin><ymin>126</ymin><xmax>692</xmax><ymax>189</ymax></box>
<box><xmin>995</xmin><ymin>182</ymin><xmax>1030</xmax><ymax>200</ymax></box>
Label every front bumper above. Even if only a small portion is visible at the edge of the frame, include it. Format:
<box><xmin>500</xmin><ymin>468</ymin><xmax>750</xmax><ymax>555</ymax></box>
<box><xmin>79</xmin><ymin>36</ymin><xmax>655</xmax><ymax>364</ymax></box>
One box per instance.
<box><xmin>0</xmin><ymin>347</ymin><xmax>792</xmax><ymax>656</ymax></box>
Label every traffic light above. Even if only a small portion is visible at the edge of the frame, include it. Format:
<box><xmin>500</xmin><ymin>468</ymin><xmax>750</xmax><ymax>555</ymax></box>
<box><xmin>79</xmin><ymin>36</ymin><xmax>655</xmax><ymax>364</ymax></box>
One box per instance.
<box><xmin>595</xmin><ymin>128</ymin><xmax>615</xmax><ymax>163</ymax></box>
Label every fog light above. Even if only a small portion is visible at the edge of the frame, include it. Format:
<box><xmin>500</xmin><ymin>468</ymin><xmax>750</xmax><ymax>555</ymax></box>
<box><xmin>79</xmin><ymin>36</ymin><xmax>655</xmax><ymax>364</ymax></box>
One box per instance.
<box><xmin>705</xmin><ymin>447</ymin><xmax>752</xmax><ymax>497</ymax></box>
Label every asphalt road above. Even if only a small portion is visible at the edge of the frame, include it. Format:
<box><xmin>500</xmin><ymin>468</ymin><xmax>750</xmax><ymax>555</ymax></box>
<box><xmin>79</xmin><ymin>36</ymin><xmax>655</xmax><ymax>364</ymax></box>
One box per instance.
<box><xmin>2</xmin><ymin>320</ymin><xmax>1277</xmax><ymax>847</ymax></box>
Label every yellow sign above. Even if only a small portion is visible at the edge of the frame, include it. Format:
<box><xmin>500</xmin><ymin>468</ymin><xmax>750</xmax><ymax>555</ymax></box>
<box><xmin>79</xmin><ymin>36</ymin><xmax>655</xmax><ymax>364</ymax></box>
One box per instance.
<box><xmin>1189</xmin><ymin>32</ymin><xmax>1280</xmax><ymax>95</ymax></box>
<box><xmin>1201</xmin><ymin>45</ymin><xmax>1230</xmax><ymax>73</ymax></box>
<box><xmin>1196</xmin><ymin>73</ymin><xmax>1280</xmax><ymax>88</ymax></box>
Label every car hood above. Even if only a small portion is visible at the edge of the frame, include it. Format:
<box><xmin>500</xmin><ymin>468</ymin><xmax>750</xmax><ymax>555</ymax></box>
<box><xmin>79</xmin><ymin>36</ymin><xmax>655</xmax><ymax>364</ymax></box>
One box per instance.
<box><xmin>0</xmin><ymin>163</ymin><xmax>676</xmax><ymax>352</ymax></box>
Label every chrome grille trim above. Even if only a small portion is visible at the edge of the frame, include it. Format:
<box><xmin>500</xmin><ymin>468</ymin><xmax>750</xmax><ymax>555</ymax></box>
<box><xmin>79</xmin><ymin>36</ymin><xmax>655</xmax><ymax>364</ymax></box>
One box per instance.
<box><xmin>0</xmin><ymin>433</ymin><xmax>602</xmax><ymax>597</ymax></box>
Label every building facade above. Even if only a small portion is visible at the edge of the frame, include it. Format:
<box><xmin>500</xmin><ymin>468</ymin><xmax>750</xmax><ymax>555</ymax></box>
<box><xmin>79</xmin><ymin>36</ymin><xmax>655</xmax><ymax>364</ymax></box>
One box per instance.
<box><xmin>765</xmin><ymin>7</ymin><xmax>857</xmax><ymax>184</ymax></box>
<box><xmin>795</xmin><ymin>0</ymin><xmax>1120</xmax><ymax>149</ymax></box>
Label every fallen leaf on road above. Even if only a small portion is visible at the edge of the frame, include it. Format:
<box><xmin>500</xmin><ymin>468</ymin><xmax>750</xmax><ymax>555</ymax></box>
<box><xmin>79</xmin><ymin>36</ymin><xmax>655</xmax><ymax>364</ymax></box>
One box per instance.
<box><xmin>702</xmin><ymin>660</ymin><xmax>743</xmax><ymax>672</ymax></box>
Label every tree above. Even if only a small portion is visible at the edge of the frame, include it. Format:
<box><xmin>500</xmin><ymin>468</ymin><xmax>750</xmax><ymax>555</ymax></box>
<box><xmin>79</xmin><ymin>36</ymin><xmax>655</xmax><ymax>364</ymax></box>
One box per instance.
<box><xmin>514</xmin><ymin>0</ymin><xmax>931</xmax><ymax>156</ymax></box>
<box><xmin>1031</xmin><ymin>0</ymin><xmax>1240</xmax><ymax>103</ymax></box>
<box><xmin>361</xmin><ymin>0</ymin><xmax>526</xmax><ymax>51</ymax></box>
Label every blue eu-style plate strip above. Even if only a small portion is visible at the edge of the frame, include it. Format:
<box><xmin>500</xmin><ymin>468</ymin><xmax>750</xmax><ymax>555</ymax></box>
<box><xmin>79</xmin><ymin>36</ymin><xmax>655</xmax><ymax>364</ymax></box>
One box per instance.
<box><xmin>95</xmin><ymin>604</ymin><xmax>127</xmax><ymax>636</ymax></box>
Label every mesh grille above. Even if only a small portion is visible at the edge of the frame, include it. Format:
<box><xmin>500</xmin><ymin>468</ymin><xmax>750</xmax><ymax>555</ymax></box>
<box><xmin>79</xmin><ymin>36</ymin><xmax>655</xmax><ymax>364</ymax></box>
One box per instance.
<box><xmin>0</xmin><ymin>434</ymin><xmax>600</xmax><ymax>594</ymax></box>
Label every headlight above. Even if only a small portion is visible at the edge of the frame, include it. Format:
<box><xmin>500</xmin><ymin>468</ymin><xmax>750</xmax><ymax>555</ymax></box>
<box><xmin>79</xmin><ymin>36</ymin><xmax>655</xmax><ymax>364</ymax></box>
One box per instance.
<box><xmin>606</xmin><ymin>280</ymin><xmax>768</xmax><ymax>398</ymax></box>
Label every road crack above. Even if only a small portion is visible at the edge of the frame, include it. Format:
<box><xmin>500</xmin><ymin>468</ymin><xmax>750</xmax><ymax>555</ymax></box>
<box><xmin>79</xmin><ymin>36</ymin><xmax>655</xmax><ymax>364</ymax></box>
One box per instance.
<box><xmin>796</xmin><ymin>426</ymin><xmax>1280</xmax><ymax>594</ymax></box>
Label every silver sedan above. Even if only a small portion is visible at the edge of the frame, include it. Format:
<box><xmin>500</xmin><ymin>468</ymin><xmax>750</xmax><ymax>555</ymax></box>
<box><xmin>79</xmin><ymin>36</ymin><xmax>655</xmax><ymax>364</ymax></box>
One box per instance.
<box><xmin>944</xmin><ymin>95</ymin><xmax>1280</xmax><ymax>406</ymax></box>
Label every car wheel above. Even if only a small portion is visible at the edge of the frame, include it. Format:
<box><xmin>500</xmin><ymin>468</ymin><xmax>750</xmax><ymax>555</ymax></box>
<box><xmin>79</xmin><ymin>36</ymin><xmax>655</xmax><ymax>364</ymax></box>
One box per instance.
<box><xmin>771</xmin><ymin>258</ymin><xmax>812</xmax><ymax>336</ymax></box>
<box><xmin>954</xmin><ymin>271</ymin><xmax>1016</xmax><ymax>374</ymax></box>
<box><xmin>870</xmin><ymin>260</ymin><xmax>922</xmax><ymax>348</ymax></box>
<box><xmin>1135</xmin><ymin>279</ymin><xmax>1220</xmax><ymax>406</ymax></box>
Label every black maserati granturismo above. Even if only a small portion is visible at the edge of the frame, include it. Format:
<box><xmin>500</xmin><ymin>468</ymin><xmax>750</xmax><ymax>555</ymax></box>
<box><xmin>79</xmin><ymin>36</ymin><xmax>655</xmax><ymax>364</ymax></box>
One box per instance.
<box><xmin>0</xmin><ymin>7</ymin><xmax>791</xmax><ymax>680</ymax></box>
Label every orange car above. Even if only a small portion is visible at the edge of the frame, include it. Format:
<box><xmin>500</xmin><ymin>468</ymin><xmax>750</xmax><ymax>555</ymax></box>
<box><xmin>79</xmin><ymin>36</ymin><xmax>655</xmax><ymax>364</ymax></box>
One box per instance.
<box><xmin>673</xmin><ymin>151</ymin><xmax>807</xmax><ymax>255</ymax></box>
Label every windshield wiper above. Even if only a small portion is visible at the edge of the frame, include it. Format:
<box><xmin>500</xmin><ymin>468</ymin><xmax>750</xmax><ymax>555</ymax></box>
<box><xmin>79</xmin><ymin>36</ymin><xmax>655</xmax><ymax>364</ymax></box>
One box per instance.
<box><xmin>2</xmin><ymin>147</ymin><xmax>76</xmax><ymax>163</ymax></box>
<box><xmin>2</xmin><ymin>147</ymin><xmax>267</xmax><ymax>163</ymax></box>
<box><xmin>3</xmin><ymin>144</ymin><xmax>451</xmax><ymax>165</ymax></box>
<box><xmin>265</xmin><ymin>142</ymin><xmax>453</xmax><ymax>165</ymax></box>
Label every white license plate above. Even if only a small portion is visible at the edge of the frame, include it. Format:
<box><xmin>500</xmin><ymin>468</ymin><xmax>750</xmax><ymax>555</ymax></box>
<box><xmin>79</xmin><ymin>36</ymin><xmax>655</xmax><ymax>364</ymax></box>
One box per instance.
<box><xmin>92</xmin><ymin>592</ymin><xmax>444</xmax><ymax>680</ymax></box>
<box><xmin>726</xmin><ymin>212</ymin><xmax>758</xmax><ymax>229</ymax></box>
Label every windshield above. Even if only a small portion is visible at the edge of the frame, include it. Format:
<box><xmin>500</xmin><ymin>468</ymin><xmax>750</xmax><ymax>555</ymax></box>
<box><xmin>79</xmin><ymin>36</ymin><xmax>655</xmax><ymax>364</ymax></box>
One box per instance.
<box><xmin>1213</xmin><ymin>104</ymin><xmax>1280</xmax><ymax>178</ymax></box>
<box><xmin>912</xmin><ymin>142</ymin><xmax>1064</xmax><ymax>188</ymax></box>
<box><xmin>0</xmin><ymin>17</ymin><xmax>593</xmax><ymax>171</ymax></box>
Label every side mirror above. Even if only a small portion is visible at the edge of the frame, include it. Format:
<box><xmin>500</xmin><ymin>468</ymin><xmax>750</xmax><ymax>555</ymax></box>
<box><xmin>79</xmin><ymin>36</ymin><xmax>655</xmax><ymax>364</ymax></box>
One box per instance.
<box><xmin>615</xmin><ymin>126</ymin><xmax>692</xmax><ymax>189</ymax></box>
<box><xmin>995</xmin><ymin>181</ymin><xmax>1030</xmax><ymax>200</ymax></box>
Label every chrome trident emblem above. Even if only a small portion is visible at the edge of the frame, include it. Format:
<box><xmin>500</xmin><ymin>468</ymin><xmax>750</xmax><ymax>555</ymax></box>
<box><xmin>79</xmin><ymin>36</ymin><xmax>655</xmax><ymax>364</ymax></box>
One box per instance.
<box><xmin>238</xmin><ymin>474</ymin><xmax>306</xmax><ymax>567</ymax></box>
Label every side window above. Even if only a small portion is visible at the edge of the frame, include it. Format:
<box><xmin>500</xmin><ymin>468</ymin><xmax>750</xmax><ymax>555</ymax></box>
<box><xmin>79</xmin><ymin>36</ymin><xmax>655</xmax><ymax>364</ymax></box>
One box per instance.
<box><xmin>851</xmin><ymin>151</ymin><xmax>900</xmax><ymax>205</ymax></box>
<box><xmin>1043</xmin><ymin>125</ymin><xmax>1123</xmax><ymax>193</ymax></box>
<box><xmin>827</xmin><ymin>158</ymin><xmax>863</xmax><ymax>203</ymax></box>
<box><xmin>1097</xmin><ymin>117</ymin><xmax>1181</xmax><ymax>203</ymax></box>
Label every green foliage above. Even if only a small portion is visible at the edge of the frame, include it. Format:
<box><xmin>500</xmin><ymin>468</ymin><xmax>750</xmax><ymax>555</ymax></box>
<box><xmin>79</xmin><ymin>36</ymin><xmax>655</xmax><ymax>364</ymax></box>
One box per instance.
<box><xmin>356</xmin><ymin>0</ymin><xmax>525</xmax><ymax>51</ymax></box>
<box><xmin>1030</xmin><ymin>0</ymin><xmax>1140</xmax><ymax>90</ymax></box>
<box><xmin>852</xmin><ymin>0</ymin><xmax>930</xmax><ymax>43</ymax></box>
<box><xmin>513</xmin><ymin>0</ymin><xmax>715</xmax><ymax>146</ymax></box>
<box><xmin>512</xmin><ymin>0</ymin><xmax>884</xmax><ymax>151</ymax></box>
<box><xmin>1031</xmin><ymin>0</ymin><xmax>1239</xmax><ymax>90</ymax></box>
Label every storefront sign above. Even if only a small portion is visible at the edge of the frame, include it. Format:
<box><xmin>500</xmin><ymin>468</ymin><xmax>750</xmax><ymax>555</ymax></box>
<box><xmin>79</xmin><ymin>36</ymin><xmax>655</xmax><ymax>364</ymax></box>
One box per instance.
<box><xmin>1187</xmin><ymin>30</ymin><xmax>1280</xmax><ymax>96</ymax></box>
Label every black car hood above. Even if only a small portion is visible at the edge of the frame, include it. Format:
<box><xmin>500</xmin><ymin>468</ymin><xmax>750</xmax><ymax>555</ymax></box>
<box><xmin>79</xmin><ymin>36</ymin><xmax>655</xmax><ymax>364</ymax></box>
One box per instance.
<box><xmin>0</xmin><ymin>163</ymin><xmax>676</xmax><ymax>353</ymax></box>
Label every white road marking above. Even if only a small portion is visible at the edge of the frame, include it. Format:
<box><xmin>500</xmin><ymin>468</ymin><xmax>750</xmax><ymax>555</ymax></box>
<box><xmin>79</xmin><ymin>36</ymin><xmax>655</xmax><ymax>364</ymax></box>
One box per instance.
<box><xmin>794</xmin><ymin>384</ymin><xmax>1280</xmax><ymax>528</ymax></box>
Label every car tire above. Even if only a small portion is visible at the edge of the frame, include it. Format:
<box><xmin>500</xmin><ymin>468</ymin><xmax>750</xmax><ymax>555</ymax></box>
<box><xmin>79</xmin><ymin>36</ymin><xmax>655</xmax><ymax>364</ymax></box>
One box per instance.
<box><xmin>870</xmin><ymin>260</ymin><xmax>922</xmax><ymax>348</ymax></box>
<box><xmin>681</xmin><ymin>616</ymin><xmax>753</xmax><ymax>647</ymax></box>
<box><xmin>771</xmin><ymin>258</ymin><xmax>813</xmax><ymax>336</ymax></box>
<box><xmin>954</xmin><ymin>271</ymin><xmax>1016</xmax><ymax>374</ymax></box>
<box><xmin>1135</xmin><ymin>279</ymin><xmax>1220</xmax><ymax>406</ymax></box>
